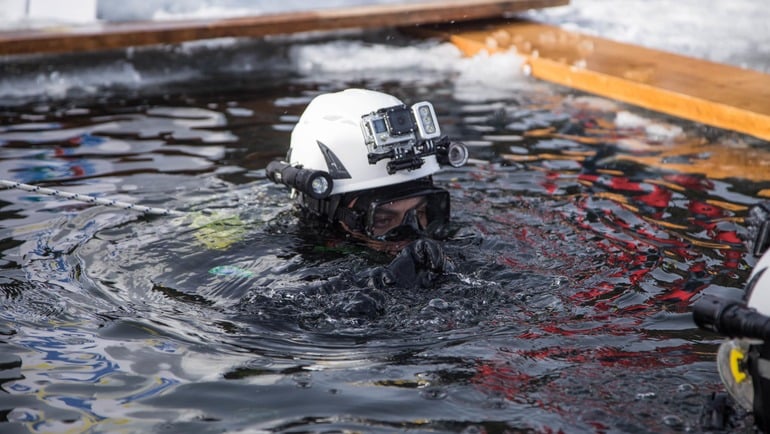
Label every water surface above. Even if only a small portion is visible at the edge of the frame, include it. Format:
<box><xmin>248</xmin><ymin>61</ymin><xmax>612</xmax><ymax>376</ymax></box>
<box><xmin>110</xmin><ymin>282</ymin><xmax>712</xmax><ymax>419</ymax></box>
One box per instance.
<box><xmin>1</xmin><ymin>34</ymin><xmax>767</xmax><ymax>433</ymax></box>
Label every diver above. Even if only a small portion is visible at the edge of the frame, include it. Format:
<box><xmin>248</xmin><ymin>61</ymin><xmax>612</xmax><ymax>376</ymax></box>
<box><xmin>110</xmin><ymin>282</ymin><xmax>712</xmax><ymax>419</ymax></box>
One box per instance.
<box><xmin>265</xmin><ymin>88</ymin><xmax>469</xmax><ymax>292</ymax></box>
<box><xmin>693</xmin><ymin>200</ymin><xmax>770</xmax><ymax>432</ymax></box>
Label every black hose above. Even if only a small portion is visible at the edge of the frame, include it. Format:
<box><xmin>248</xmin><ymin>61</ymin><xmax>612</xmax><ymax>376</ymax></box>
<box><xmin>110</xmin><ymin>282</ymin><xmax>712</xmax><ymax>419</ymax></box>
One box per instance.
<box><xmin>693</xmin><ymin>295</ymin><xmax>770</xmax><ymax>341</ymax></box>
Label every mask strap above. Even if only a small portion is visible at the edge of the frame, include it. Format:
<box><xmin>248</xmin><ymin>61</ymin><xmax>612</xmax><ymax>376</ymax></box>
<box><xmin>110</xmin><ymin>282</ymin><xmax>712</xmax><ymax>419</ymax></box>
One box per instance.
<box><xmin>335</xmin><ymin>206</ymin><xmax>365</xmax><ymax>231</ymax></box>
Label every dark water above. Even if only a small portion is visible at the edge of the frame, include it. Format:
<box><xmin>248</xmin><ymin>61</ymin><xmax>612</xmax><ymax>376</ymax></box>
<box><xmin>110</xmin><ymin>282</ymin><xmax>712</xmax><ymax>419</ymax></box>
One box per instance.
<box><xmin>1</xmin><ymin>33</ymin><xmax>768</xmax><ymax>433</ymax></box>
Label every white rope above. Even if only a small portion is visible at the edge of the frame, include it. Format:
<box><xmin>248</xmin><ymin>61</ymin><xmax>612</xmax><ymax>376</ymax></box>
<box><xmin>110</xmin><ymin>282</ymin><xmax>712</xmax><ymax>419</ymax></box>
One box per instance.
<box><xmin>0</xmin><ymin>179</ymin><xmax>183</xmax><ymax>216</ymax></box>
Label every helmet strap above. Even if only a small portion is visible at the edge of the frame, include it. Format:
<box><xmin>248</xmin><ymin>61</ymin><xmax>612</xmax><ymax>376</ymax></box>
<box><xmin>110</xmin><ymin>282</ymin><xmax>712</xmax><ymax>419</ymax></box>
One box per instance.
<box><xmin>300</xmin><ymin>194</ymin><xmax>337</xmax><ymax>222</ymax></box>
<box><xmin>301</xmin><ymin>193</ymin><xmax>364</xmax><ymax>231</ymax></box>
<box><xmin>335</xmin><ymin>206</ymin><xmax>365</xmax><ymax>232</ymax></box>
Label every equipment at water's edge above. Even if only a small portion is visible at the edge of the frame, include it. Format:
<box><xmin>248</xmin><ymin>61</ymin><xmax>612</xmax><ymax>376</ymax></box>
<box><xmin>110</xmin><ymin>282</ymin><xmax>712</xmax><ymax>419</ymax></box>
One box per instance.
<box><xmin>693</xmin><ymin>201</ymin><xmax>770</xmax><ymax>433</ymax></box>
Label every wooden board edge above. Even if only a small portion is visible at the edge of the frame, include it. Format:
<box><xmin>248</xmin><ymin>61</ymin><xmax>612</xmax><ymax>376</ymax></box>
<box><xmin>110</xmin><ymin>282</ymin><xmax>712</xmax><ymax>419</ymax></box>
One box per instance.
<box><xmin>0</xmin><ymin>0</ymin><xmax>569</xmax><ymax>56</ymax></box>
<box><xmin>440</xmin><ymin>22</ymin><xmax>770</xmax><ymax>143</ymax></box>
<box><xmin>529</xmin><ymin>56</ymin><xmax>770</xmax><ymax>142</ymax></box>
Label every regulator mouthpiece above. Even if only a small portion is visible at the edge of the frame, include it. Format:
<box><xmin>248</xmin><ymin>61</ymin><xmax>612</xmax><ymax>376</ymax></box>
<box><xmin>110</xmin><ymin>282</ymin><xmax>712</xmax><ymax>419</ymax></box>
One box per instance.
<box><xmin>266</xmin><ymin>160</ymin><xmax>333</xmax><ymax>200</ymax></box>
<box><xmin>437</xmin><ymin>140</ymin><xmax>469</xmax><ymax>168</ymax></box>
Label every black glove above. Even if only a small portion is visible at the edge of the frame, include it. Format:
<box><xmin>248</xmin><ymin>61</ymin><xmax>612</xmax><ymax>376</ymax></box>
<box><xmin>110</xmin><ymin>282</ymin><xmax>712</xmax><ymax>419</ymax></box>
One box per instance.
<box><xmin>372</xmin><ymin>238</ymin><xmax>449</xmax><ymax>289</ymax></box>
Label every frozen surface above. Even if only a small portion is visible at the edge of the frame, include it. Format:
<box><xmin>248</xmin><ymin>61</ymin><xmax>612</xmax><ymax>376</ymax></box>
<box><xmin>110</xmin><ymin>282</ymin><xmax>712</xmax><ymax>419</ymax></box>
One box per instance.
<box><xmin>0</xmin><ymin>0</ymin><xmax>422</xmax><ymax>28</ymax></box>
<box><xmin>0</xmin><ymin>36</ymin><xmax>529</xmax><ymax>103</ymax></box>
<box><xmin>0</xmin><ymin>0</ymin><xmax>768</xmax><ymax>103</ymax></box>
<box><xmin>1</xmin><ymin>0</ymin><xmax>767</xmax><ymax>72</ymax></box>
<box><xmin>98</xmin><ymin>0</ymin><xmax>418</xmax><ymax>21</ymax></box>
<box><xmin>527</xmin><ymin>0</ymin><xmax>770</xmax><ymax>72</ymax></box>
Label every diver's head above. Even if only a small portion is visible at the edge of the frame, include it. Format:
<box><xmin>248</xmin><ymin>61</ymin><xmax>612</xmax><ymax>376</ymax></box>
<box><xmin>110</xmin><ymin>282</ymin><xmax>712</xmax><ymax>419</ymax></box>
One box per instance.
<box><xmin>266</xmin><ymin>88</ymin><xmax>467</xmax><ymax>245</ymax></box>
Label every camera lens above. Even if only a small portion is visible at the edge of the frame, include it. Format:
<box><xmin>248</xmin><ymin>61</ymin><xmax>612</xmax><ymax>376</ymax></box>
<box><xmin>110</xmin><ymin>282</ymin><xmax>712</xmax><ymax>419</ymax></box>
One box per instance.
<box><xmin>386</xmin><ymin>106</ymin><xmax>415</xmax><ymax>135</ymax></box>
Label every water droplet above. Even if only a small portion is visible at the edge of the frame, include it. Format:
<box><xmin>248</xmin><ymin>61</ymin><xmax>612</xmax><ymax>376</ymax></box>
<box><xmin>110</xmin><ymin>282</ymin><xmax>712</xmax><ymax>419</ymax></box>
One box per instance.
<box><xmin>208</xmin><ymin>265</ymin><xmax>253</xmax><ymax>278</ymax></box>
<box><xmin>243</xmin><ymin>358</ymin><xmax>274</xmax><ymax>370</ymax></box>
<box><xmin>428</xmin><ymin>298</ymin><xmax>449</xmax><ymax>310</ymax></box>
<box><xmin>662</xmin><ymin>414</ymin><xmax>684</xmax><ymax>430</ymax></box>
<box><xmin>292</xmin><ymin>372</ymin><xmax>312</xmax><ymax>389</ymax></box>
<box><xmin>482</xmin><ymin>398</ymin><xmax>507</xmax><ymax>409</ymax></box>
<box><xmin>420</xmin><ymin>387</ymin><xmax>447</xmax><ymax>400</ymax></box>
<box><xmin>635</xmin><ymin>391</ymin><xmax>656</xmax><ymax>400</ymax></box>
<box><xmin>551</xmin><ymin>276</ymin><xmax>567</xmax><ymax>287</ymax></box>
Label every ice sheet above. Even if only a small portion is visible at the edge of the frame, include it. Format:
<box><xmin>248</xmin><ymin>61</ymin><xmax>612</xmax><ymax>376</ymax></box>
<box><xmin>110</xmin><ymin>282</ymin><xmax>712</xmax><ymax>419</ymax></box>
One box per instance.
<box><xmin>526</xmin><ymin>0</ymin><xmax>770</xmax><ymax>72</ymax></box>
<box><xmin>1</xmin><ymin>0</ymin><xmax>767</xmax><ymax>102</ymax></box>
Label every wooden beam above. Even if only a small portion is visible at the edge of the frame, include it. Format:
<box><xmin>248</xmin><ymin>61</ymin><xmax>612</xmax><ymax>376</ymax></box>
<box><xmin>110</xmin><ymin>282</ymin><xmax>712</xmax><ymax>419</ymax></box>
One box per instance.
<box><xmin>0</xmin><ymin>0</ymin><xmax>568</xmax><ymax>56</ymax></box>
<box><xmin>435</xmin><ymin>19</ymin><xmax>770</xmax><ymax>142</ymax></box>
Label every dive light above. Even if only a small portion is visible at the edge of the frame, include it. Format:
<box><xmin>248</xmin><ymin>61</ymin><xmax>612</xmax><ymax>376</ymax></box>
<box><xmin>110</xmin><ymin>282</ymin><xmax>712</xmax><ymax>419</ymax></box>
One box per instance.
<box><xmin>693</xmin><ymin>294</ymin><xmax>770</xmax><ymax>341</ymax></box>
<box><xmin>266</xmin><ymin>160</ymin><xmax>333</xmax><ymax>200</ymax></box>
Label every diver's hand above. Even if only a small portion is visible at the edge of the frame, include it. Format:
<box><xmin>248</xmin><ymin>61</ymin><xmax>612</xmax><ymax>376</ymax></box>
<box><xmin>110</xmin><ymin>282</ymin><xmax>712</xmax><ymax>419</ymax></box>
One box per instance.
<box><xmin>404</xmin><ymin>238</ymin><xmax>446</xmax><ymax>273</ymax></box>
<box><xmin>374</xmin><ymin>238</ymin><xmax>448</xmax><ymax>288</ymax></box>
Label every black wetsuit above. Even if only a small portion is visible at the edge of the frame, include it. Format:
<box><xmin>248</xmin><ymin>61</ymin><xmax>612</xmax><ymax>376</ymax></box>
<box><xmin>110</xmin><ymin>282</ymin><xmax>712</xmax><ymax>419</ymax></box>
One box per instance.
<box><xmin>239</xmin><ymin>238</ymin><xmax>452</xmax><ymax>322</ymax></box>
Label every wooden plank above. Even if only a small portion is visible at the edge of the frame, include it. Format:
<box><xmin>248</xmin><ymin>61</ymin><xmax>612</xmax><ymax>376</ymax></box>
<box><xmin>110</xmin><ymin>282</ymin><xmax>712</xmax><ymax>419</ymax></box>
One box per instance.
<box><xmin>0</xmin><ymin>0</ymin><xmax>568</xmax><ymax>56</ymax></box>
<box><xmin>433</xmin><ymin>19</ymin><xmax>770</xmax><ymax>142</ymax></box>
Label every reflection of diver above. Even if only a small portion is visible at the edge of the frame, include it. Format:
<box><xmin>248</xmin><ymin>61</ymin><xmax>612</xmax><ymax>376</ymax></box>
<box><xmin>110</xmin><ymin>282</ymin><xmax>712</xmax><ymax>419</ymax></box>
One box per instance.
<box><xmin>265</xmin><ymin>88</ymin><xmax>469</xmax><ymax>289</ymax></box>
<box><xmin>693</xmin><ymin>201</ymin><xmax>770</xmax><ymax>432</ymax></box>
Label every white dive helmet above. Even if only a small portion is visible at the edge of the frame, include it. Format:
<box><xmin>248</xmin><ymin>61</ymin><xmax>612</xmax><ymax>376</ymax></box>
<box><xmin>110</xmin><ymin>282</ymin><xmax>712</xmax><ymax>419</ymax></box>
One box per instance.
<box><xmin>287</xmin><ymin>88</ymin><xmax>441</xmax><ymax>195</ymax></box>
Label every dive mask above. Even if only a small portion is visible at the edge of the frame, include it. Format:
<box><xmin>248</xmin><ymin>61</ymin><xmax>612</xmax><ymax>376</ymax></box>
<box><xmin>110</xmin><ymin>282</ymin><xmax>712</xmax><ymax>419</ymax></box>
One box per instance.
<box><xmin>338</xmin><ymin>183</ymin><xmax>450</xmax><ymax>241</ymax></box>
